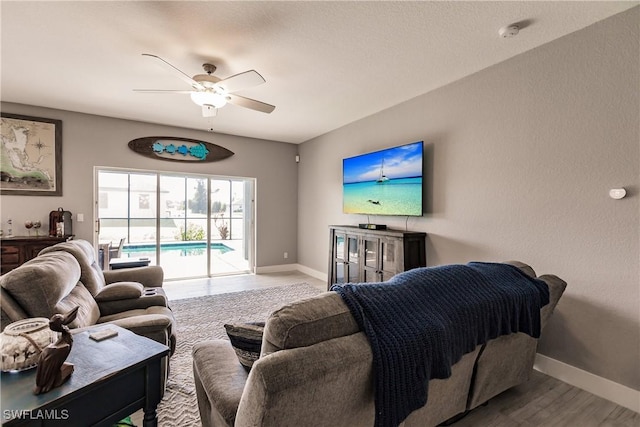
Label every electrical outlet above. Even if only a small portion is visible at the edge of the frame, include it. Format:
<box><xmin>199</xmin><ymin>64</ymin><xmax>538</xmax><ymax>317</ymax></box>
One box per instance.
<box><xmin>77</xmin><ymin>213</ymin><xmax>84</xmax><ymax>222</ymax></box>
<box><xmin>284</xmin><ymin>252</ymin><xmax>288</xmax><ymax>259</ymax></box>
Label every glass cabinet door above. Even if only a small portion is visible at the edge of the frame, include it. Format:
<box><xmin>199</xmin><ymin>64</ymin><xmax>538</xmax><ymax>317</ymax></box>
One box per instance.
<box><xmin>362</xmin><ymin>237</ymin><xmax>380</xmax><ymax>282</ymax></box>
<box><xmin>347</xmin><ymin>236</ymin><xmax>359</xmax><ymax>283</ymax></box>
<box><xmin>380</xmin><ymin>238</ymin><xmax>398</xmax><ymax>281</ymax></box>
<box><xmin>333</xmin><ymin>233</ymin><xmax>346</xmax><ymax>284</ymax></box>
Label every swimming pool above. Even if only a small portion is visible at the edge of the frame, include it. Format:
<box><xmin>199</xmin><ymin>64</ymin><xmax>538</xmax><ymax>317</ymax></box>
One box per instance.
<box><xmin>123</xmin><ymin>242</ymin><xmax>234</xmax><ymax>257</ymax></box>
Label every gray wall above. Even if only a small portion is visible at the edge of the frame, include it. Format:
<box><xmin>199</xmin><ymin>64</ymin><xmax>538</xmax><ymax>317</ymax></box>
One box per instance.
<box><xmin>0</xmin><ymin>104</ymin><xmax>299</xmax><ymax>268</ymax></box>
<box><xmin>298</xmin><ymin>8</ymin><xmax>639</xmax><ymax>390</ymax></box>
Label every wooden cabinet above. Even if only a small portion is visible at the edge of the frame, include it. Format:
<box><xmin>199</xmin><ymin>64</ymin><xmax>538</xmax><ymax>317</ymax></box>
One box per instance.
<box><xmin>1</xmin><ymin>236</ymin><xmax>71</xmax><ymax>274</ymax></box>
<box><xmin>328</xmin><ymin>225</ymin><xmax>426</xmax><ymax>289</ymax></box>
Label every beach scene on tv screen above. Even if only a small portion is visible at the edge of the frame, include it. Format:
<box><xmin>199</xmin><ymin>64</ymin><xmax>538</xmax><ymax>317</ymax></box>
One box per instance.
<box><xmin>343</xmin><ymin>141</ymin><xmax>423</xmax><ymax>216</ymax></box>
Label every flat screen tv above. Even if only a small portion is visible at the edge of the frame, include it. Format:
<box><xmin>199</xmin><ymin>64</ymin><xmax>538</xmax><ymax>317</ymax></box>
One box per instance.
<box><xmin>343</xmin><ymin>141</ymin><xmax>423</xmax><ymax>216</ymax></box>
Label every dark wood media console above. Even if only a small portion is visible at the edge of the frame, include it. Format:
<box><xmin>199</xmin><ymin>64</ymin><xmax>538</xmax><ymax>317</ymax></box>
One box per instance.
<box><xmin>328</xmin><ymin>225</ymin><xmax>426</xmax><ymax>289</ymax></box>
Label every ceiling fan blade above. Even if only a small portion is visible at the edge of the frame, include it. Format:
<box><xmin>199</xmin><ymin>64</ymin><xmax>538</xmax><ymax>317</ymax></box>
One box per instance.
<box><xmin>227</xmin><ymin>94</ymin><xmax>275</xmax><ymax>114</ymax></box>
<box><xmin>217</xmin><ymin>70</ymin><xmax>266</xmax><ymax>93</ymax></box>
<box><xmin>142</xmin><ymin>53</ymin><xmax>204</xmax><ymax>90</ymax></box>
<box><xmin>133</xmin><ymin>89</ymin><xmax>193</xmax><ymax>94</ymax></box>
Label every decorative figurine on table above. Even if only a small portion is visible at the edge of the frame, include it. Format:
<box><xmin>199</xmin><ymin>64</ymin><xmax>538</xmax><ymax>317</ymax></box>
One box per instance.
<box><xmin>34</xmin><ymin>306</ymin><xmax>79</xmax><ymax>395</ymax></box>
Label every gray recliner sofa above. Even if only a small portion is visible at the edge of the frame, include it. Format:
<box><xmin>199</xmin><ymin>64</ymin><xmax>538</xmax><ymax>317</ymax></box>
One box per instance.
<box><xmin>192</xmin><ymin>261</ymin><xmax>566</xmax><ymax>427</ymax></box>
<box><xmin>1</xmin><ymin>240</ymin><xmax>176</xmax><ymax>355</ymax></box>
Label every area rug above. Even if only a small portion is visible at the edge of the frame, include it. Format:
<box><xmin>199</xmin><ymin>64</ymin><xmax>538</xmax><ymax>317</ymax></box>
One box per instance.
<box><xmin>157</xmin><ymin>283</ymin><xmax>323</xmax><ymax>426</ymax></box>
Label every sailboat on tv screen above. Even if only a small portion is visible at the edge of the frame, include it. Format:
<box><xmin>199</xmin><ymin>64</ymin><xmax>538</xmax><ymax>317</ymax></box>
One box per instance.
<box><xmin>376</xmin><ymin>159</ymin><xmax>389</xmax><ymax>183</ymax></box>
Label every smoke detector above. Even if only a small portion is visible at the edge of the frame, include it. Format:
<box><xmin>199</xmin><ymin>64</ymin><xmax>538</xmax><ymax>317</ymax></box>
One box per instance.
<box><xmin>499</xmin><ymin>25</ymin><xmax>520</xmax><ymax>38</ymax></box>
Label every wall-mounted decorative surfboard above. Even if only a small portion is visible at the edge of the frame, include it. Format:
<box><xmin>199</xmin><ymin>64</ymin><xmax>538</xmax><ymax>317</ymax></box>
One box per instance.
<box><xmin>128</xmin><ymin>136</ymin><xmax>234</xmax><ymax>162</ymax></box>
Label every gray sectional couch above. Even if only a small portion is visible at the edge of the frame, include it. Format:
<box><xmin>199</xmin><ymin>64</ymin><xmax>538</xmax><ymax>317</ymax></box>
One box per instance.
<box><xmin>192</xmin><ymin>261</ymin><xmax>566</xmax><ymax>427</ymax></box>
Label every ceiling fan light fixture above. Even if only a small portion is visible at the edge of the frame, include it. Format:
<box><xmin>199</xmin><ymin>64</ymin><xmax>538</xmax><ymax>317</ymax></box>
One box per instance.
<box><xmin>138</xmin><ymin>55</ymin><xmax>274</xmax><ymax>115</ymax></box>
<box><xmin>190</xmin><ymin>91</ymin><xmax>228</xmax><ymax>108</ymax></box>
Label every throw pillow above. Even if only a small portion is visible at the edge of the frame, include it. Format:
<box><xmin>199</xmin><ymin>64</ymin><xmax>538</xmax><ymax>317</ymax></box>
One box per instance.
<box><xmin>224</xmin><ymin>322</ymin><xmax>265</xmax><ymax>372</ymax></box>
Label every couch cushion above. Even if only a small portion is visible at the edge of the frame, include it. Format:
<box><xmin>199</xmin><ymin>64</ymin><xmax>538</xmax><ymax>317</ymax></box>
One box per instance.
<box><xmin>55</xmin><ymin>283</ymin><xmax>101</xmax><ymax>328</ymax></box>
<box><xmin>224</xmin><ymin>322</ymin><xmax>265</xmax><ymax>371</ymax></box>
<box><xmin>1</xmin><ymin>287</ymin><xmax>29</xmax><ymax>330</ymax></box>
<box><xmin>1</xmin><ymin>252</ymin><xmax>76</xmax><ymax>315</ymax></box>
<box><xmin>0</xmin><ymin>251</ymin><xmax>100</xmax><ymax>328</ymax></box>
<box><xmin>261</xmin><ymin>291</ymin><xmax>359</xmax><ymax>355</ymax></box>
<box><xmin>39</xmin><ymin>239</ymin><xmax>106</xmax><ymax>296</ymax></box>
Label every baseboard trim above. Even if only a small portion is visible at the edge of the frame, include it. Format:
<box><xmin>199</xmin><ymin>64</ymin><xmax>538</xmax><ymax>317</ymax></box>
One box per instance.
<box><xmin>255</xmin><ymin>264</ymin><xmax>328</xmax><ymax>282</ymax></box>
<box><xmin>534</xmin><ymin>353</ymin><xmax>639</xmax><ymax>412</ymax></box>
<box><xmin>294</xmin><ymin>264</ymin><xmax>327</xmax><ymax>282</ymax></box>
<box><xmin>255</xmin><ymin>264</ymin><xmax>299</xmax><ymax>274</ymax></box>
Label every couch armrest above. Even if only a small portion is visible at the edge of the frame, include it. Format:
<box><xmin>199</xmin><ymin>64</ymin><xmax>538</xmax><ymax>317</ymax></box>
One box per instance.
<box><xmin>97</xmin><ymin>288</ymin><xmax>169</xmax><ymax>316</ymax></box>
<box><xmin>537</xmin><ymin>274</ymin><xmax>567</xmax><ymax>329</ymax></box>
<box><xmin>95</xmin><ymin>282</ymin><xmax>143</xmax><ymax>302</ymax></box>
<box><xmin>100</xmin><ymin>313</ymin><xmax>172</xmax><ymax>347</ymax></box>
<box><xmin>193</xmin><ymin>340</ymin><xmax>249</xmax><ymax>427</ymax></box>
<box><xmin>236</xmin><ymin>333</ymin><xmax>375</xmax><ymax>427</ymax></box>
<box><xmin>104</xmin><ymin>265</ymin><xmax>164</xmax><ymax>287</ymax></box>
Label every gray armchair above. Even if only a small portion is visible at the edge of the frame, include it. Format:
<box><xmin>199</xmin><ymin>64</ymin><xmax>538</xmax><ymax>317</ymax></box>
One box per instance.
<box><xmin>1</xmin><ymin>240</ymin><xmax>176</xmax><ymax>355</ymax></box>
<box><xmin>39</xmin><ymin>240</ymin><xmax>169</xmax><ymax>314</ymax></box>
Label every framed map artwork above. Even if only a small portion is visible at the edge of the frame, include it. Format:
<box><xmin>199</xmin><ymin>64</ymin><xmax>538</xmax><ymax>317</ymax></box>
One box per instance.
<box><xmin>0</xmin><ymin>113</ymin><xmax>62</xmax><ymax>196</ymax></box>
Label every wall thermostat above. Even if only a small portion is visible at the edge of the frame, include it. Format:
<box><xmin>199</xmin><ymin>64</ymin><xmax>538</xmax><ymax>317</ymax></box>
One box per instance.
<box><xmin>609</xmin><ymin>188</ymin><xmax>626</xmax><ymax>200</ymax></box>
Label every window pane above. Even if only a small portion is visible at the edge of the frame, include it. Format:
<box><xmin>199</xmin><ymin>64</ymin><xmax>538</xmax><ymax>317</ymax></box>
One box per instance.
<box><xmin>161</xmin><ymin>219</ymin><xmax>208</xmax><ymax>279</ymax></box>
<box><xmin>129</xmin><ymin>218</ymin><xmax>156</xmax><ymax>243</ymax></box>
<box><xmin>230</xmin><ymin>218</ymin><xmax>244</xmax><ymax>240</ymax></box>
<box><xmin>98</xmin><ymin>171</ymin><xmax>129</xmax><ymax>245</ymax></box>
<box><xmin>187</xmin><ymin>178</ymin><xmax>208</xmax><ymax>217</ymax></box>
<box><xmin>212</xmin><ymin>217</ymin><xmax>229</xmax><ymax>240</ymax></box>
<box><xmin>160</xmin><ymin>176</ymin><xmax>186</xmax><ymax>242</ymax></box>
<box><xmin>211</xmin><ymin>180</ymin><xmax>230</xmax><ymax>216</ymax></box>
<box><xmin>98</xmin><ymin>218</ymin><xmax>128</xmax><ymax>244</ymax></box>
<box><xmin>129</xmin><ymin>173</ymin><xmax>156</xmax><ymax>219</ymax></box>
<box><xmin>98</xmin><ymin>171</ymin><xmax>128</xmax><ymax>218</ymax></box>
<box><xmin>231</xmin><ymin>181</ymin><xmax>244</xmax><ymax>218</ymax></box>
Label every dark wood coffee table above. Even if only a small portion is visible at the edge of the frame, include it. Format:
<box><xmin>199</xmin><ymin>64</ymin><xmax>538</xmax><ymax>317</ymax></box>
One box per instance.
<box><xmin>1</xmin><ymin>324</ymin><xmax>170</xmax><ymax>426</ymax></box>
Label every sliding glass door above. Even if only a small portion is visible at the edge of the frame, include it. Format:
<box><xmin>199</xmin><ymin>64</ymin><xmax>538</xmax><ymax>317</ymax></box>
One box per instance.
<box><xmin>96</xmin><ymin>168</ymin><xmax>253</xmax><ymax>280</ymax></box>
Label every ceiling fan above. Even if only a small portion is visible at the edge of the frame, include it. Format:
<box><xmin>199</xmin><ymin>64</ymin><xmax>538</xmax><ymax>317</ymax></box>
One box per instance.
<box><xmin>134</xmin><ymin>53</ymin><xmax>275</xmax><ymax>117</ymax></box>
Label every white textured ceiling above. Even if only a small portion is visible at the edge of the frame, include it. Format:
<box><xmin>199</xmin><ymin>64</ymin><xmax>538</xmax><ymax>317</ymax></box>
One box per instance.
<box><xmin>1</xmin><ymin>1</ymin><xmax>636</xmax><ymax>144</ymax></box>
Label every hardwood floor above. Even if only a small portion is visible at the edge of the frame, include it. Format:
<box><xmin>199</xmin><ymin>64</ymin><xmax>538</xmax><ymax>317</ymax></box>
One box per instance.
<box><xmin>163</xmin><ymin>270</ymin><xmax>327</xmax><ymax>301</ymax></box>
<box><xmin>452</xmin><ymin>370</ymin><xmax>639</xmax><ymax>426</ymax></box>
<box><xmin>161</xmin><ymin>271</ymin><xmax>639</xmax><ymax>426</ymax></box>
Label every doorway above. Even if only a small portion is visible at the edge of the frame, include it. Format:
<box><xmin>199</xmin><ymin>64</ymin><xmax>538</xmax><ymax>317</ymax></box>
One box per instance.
<box><xmin>95</xmin><ymin>168</ymin><xmax>254</xmax><ymax>280</ymax></box>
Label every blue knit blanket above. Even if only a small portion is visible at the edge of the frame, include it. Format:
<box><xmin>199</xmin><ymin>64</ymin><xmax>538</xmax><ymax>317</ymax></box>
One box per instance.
<box><xmin>331</xmin><ymin>262</ymin><xmax>550</xmax><ymax>427</ymax></box>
